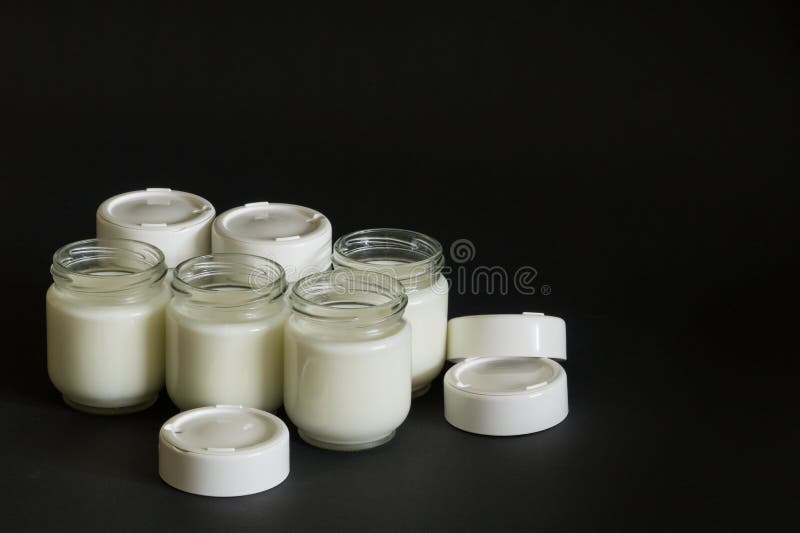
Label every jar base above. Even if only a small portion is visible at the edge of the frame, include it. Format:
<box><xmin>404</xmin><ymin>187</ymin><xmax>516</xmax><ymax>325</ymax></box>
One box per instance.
<box><xmin>298</xmin><ymin>429</ymin><xmax>396</xmax><ymax>451</ymax></box>
<box><xmin>63</xmin><ymin>393</ymin><xmax>158</xmax><ymax>415</ymax></box>
<box><xmin>412</xmin><ymin>383</ymin><xmax>431</xmax><ymax>399</ymax></box>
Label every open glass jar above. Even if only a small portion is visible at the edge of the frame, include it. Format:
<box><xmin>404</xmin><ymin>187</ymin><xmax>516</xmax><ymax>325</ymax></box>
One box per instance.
<box><xmin>46</xmin><ymin>238</ymin><xmax>169</xmax><ymax>414</ymax></box>
<box><xmin>333</xmin><ymin>228</ymin><xmax>449</xmax><ymax>397</ymax></box>
<box><xmin>167</xmin><ymin>254</ymin><xmax>288</xmax><ymax>412</ymax></box>
<box><xmin>284</xmin><ymin>269</ymin><xmax>411</xmax><ymax>451</ymax></box>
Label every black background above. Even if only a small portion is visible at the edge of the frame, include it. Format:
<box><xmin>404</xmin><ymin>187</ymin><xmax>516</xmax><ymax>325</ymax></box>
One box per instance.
<box><xmin>1</xmin><ymin>2</ymin><xmax>797</xmax><ymax>531</ymax></box>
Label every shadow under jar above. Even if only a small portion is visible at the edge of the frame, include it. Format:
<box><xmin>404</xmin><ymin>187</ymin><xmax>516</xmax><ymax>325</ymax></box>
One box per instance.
<box><xmin>46</xmin><ymin>238</ymin><xmax>169</xmax><ymax>414</ymax></box>
<box><xmin>166</xmin><ymin>254</ymin><xmax>288</xmax><ymax>412</ymax></box>
<box><xmin>284</xmin><ymin>269</ymin><xmax>411</xmax><ymax>451</ymax></box>
<box><xmin>333</xmin><ymin>228</ymin><xmax>449</xmax><ymax>397</ymax></box>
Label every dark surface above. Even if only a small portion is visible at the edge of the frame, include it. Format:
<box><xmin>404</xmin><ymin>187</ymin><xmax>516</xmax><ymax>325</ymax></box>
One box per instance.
<box><xmin>1</xmin><ymin>2</ymin><xmax>797</xmax><ymax>531</ymax></box>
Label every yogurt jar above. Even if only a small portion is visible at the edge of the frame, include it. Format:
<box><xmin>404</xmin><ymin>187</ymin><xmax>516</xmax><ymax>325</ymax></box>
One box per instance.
<box><xmin>284</xmin><ymin>269</ymin><xmax>411</xmax><ymax>451</ymax></box>
<box><xmin>212</xmin><ymin>202</ymin><xmax>332</xmax><ymax>282</ymax></box>
<box><xmin>333</xmin><ymin>229</ymin><xmax>448</xmax><ymax>397</ymax></box>
<box><xmin>166</xmin><ymin>254</ymin><xmax>288</xmax><ymax>412</ymax></box>
<box><xmin>46</xmin><ymin>238</ymin><xmax>169</xmax><ymax>414</ymax></box>
<box><xmin>96</xmin><ymin>188</ymin><xmax>215</xmax><ymax>268</ymax></box>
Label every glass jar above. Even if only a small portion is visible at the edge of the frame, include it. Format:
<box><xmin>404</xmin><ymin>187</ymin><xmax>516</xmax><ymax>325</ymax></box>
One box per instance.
<box><xmin>284</xmin><ymin>269</ymin><xmax>411</xmax><ymax>451</ymax></box>
<box><xmin>167</xmin><ymin>253</ymin><xmax>288</xmax><ymax>412</ymax></box>
<box><xmin>333</xmin><ymin>228</ymin><xmax>449</xmax><ymax>397</ymax></box>
<box><xmin>46</xmin><ymin>238</ymin><xmax>169</xmax><ymax>414</ymax></box>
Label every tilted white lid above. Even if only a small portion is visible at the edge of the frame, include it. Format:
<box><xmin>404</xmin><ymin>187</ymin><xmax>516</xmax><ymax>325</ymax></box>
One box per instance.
<box><xmin>212</xmin><ymin>202</ymin><xmax>332</xmax><ymax>282</ymax></box>
<box><xmin>158</xmin><ymin>405</ymin><xmax>290</xmax><ymax>497</ymax></box>
<box><xmin>97</xmin><ymin>188</ymin><xmax>214</xmax><ymax>230</ymax></box>
<box><xmin>443</xmin><ymin>313</ymin><xmax>568</xmax><ymax>436</ymax></box>
<box><xmin>446</xmin><ymin>312</ymin><xmax>567</xmax><ymax>362</ymax></box>
<box><xmin>96</xmin><ymin>188</ymin><xmax>215</xmax><ymax>267</ymax></box>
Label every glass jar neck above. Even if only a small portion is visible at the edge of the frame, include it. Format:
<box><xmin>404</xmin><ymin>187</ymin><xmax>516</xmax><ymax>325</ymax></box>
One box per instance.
<box><xmin>51</xmin><ymin>238</ymin><xmax>166</xmax><ymax>302</ymax></box>
<box><xmin>290</xmin><ymin>269</ymin><xmax>407</xmax><ymax>328</ymax></box>
<box><xmin>332</xmin><ymin>228</ymin><xmax>444</xmax><ymax>290</ymax></box>
<box><xmin>171</xmin><ymin>254</ymin><xmax>286</xmax><ymax>310</ymax></box>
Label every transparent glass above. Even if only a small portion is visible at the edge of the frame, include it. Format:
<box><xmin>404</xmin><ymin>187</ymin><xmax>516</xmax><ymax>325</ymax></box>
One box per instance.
<box><xmin>333</xmin><ymin>228</ymin><xmax>449</xmax><ymax>396</ymax></box>
<box><xmin>332</xmin><ymin>228</ymin><xmax>444</xmax><ymax>289</ymax></box>
<box><xmin>167</xmin><ymin>254</ymin><xmax>287</xmax><ymax>412</ymax></box>
<box><xmin>46</xmin><ymin>238</ymin><xmax>168</xmax><ymax>414</ymax></box>
<box><xmin>284</xmin><ymin>269</ymin><xmax>411</xmax><ymax>451</ymax></box>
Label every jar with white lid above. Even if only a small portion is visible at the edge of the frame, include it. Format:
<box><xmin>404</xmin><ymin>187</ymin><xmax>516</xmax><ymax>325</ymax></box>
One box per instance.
<box><xmin>212</xmin><ymin>202</ymin><xmax>332</xmax><ymax>282</ymax></box>
<box><xmin>97</xmin><ymin>188</ymin><xmax>215</xmax><ymax>268</ymax></box>
<box><xmin>166</xmin><ymin>254</ymin><xmax>288</xmax><ymax>412</ymax></box>
<box><xmin>284</xmin><ymin>269</ymin><xmax>411</xmax><ymax>451</ymax></box>
<box><xmin>333</xmin><ymin>228</ymin><xmax>449</xmax><ymax>397</ymax></box>
<box><xmin>46</xmin><ymin>238</ymin><xmax>169</xmax><ymax>414</ymax></box>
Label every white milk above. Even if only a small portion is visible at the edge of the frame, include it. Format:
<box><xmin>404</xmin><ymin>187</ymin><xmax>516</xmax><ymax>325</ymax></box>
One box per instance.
<box><xmin>166</xmin><ymin>253</ymin><xmax>288</xmax><ymax>413</ymax></box>
<box><xmin>46</xmin><ymin>285</ymin><xmax>169</xmax><ymax>412</ymax></box>
<box><xmin>405</xmin><ymin>274</ymin><xmax>449</xmax><ymax>392</ymax></box>
<box><xmin>284</xmin><ymin>317</ymin><xmax>412</xmax><ymax>451</ymax></box>
<box><xmin>166</xmin><ymin>307</ymin><xmax>288</xmax><ymax>411</ymax></box>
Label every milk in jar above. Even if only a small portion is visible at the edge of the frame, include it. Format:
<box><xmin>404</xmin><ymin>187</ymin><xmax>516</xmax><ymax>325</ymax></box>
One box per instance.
<box><xmin>333</xmin><ymin>228</ymin><xmax>449</xmax><ymax>397</ymax></box>
<box><xmin>166</xmin><ymin>254</ymin><xmax>288</xmax><ymax>411</ymax></box>
<box><xmin>284</xmin><ymin>269</ymin><xmax>411</xmax><ymax>451</ymax></box>
<box><xmin>46</xmin><ymin>238</ymin><xmax>169</xmax><ymax>414</ymax></box>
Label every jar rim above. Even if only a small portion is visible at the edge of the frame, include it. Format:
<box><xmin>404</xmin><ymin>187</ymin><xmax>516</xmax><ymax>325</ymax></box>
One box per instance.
<box><xmin>332</xmin><ymin>228</ymin><xmax>444</xmax><ymax>287</ymax></box>
<box><xmin>290</xmin><ymin>269</ymin><xmax>407</xmax><ymax>323</ymax></box>
<box><xmin>172</xmin><ymin>253</ymin><xmax>287</xmax><ymax>306</ymax></box>
<box><xmin>51</xmin><ymin>238</ymin><xmax>166</xmax><ymax>293</ymax></box>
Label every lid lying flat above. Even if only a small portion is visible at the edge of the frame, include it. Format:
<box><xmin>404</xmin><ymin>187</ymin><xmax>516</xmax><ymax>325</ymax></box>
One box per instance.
<box><xmin>444</xmin><ymin>357</ymin><xmax>568</xmax><ymax>436</ymax></box>
<box><xmin>158</xmin><ymin>405</ymin><xmax>290</xmax><ymax>497</ymax></box>
<box><xmin>96</xmin><ymin>188</ymin><xmax>215</xmax><ymax>267</ymax></box>
<box><xmin>447</xmin><ymin>312</ymin><xmax>566</xmax><ymax>361</ymax></box>
<box><xmin>212</xmin><ymin>202</ymin><xmax>332</xmax><ymax>282</ymax></box>
<box><xmin>443</xmin><ymin>313</ymin><xmax>569</xmax><ymax>436</ymax></box>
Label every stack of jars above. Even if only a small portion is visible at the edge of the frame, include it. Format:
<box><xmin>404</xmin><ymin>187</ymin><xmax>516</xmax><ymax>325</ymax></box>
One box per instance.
<box><xmin>47</xmin><ymin>188</ymin><xmax>449</xmax><ymax>451</ymax></box>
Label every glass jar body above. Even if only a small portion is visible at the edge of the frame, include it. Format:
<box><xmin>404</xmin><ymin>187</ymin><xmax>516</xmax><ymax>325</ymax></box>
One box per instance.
<box><xmin>165</xmin><ymin>253</ymin><xmax>288</xmax><ymax>412</ymax></box>
<box><xmin>284</xmin><ymin>313</ymin><xmax>412</xmax><ymax>451</ymax></box>
<box><xmin>166</xmin><ymin>299</ymin><xmax>288</xmax><ymax>412</ymax></box>
<box><xmin>46</xmin><ymin>239</ymin><xmax>168</xmax><ymax>414</ymax></box>
<box><xmin>333</xmin><ymin>228</ymin><xmax>449</xmax><ymax>397</ymax></box>
<box><xmin>404</xmin><ymin>274</ymin><xmax>449</xmax><ymax>392</ymax></box>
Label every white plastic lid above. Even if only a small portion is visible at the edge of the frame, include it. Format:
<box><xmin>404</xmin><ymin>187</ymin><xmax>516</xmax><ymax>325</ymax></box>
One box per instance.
<box><xmin>446</xmin><ymin>312</ymin><xmax>567</xmax><ymax>362</ymax></box>
<box><xmin>96</xmin><ymin>188</ymin><xmax>215</xmax><ymax>267</ymax></box>
<box><xmin>212</xmin><ymin>202</ymin><xmax>332</xmax><ymax>282</ymax></box>
<box><xmin>443</xmin><ymin>313</ymin><xmax>569</xmax><ymax>436</ymax></box>
<box><xmin>158</xmin><ymin>405</ymin><xmax>290</xmax><ymax>497</ymax></box>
